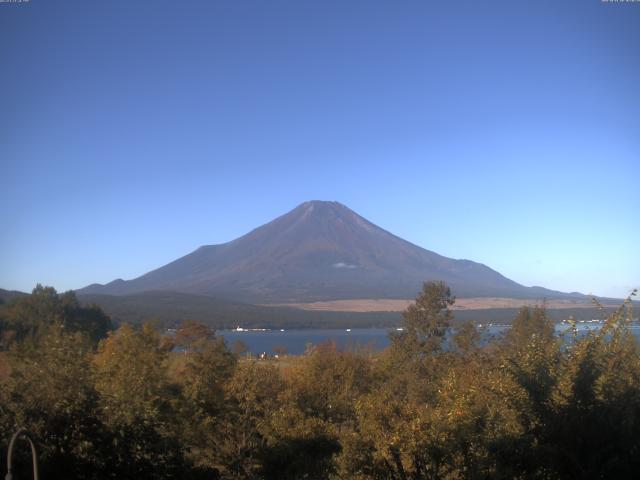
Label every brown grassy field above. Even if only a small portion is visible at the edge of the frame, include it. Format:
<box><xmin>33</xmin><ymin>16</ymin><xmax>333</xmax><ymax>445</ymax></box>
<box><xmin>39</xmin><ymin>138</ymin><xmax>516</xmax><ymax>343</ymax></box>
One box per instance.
<box><xmin>267</xmin><ymin>297</ymin><xmax>615</xmax><ymax>313</ymax></box>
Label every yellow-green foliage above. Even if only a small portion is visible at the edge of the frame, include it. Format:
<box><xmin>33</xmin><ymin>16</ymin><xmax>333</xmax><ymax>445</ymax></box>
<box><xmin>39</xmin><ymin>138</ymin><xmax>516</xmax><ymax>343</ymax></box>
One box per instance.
<box><xmin>0</xmin><ymin>284</ymin><xmax>638</xmax><ymax>479</ymax></box>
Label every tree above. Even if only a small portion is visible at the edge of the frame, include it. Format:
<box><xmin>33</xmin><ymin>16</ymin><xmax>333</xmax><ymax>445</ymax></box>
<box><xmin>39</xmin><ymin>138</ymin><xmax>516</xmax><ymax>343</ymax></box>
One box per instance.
<box><xmin>177</xmin><ymin>334</ymin><xmax>236</xmax><ymax>475</ymax></box>
<box><xmin>505</xmin><ymin>304</ymin><xmax>555</xmax><ymax>349</ymax></box>
<box><xmin>4</xmin><ymin>285</ymin><xmax>62</xmax><ymax>342</ymax></box>
<box><xmin>180</xmin><ymin>335</ymin><xmax>236</xmax><ymax>422</ymax></box>
<box><xmin>59</xmin><ymin>291</ymin><xmax>112</xmax><ymax>344</ymax></box>
<box><xmin>4</xmin><ymin>324</ymin><xmax>109</xmax><ymax>479</ymax></box>
<box><xmin>232</xmin><ymin>339</ymin><xmax>249</xmax><ymax>357</ymax></box>
<box><xmin>93</xmin><ymin>324</ymin><xmax>168</xmax><ymax>424</ymax></box>
<box><xmin>174</xmin><ymin>320</ymin><xmax>215</xmax><ymax>355</ymax></box>
<box><xmin>262</xmin><ymin>342</ymin><xmax>372</xmax><ymax>480</ymax></box>
<box><xmin>499</xmin><ymin>297</ymin><xmax>640</xmax><ymax>479</ymax></box>
<box><xmin>92</xmin><ymin>323</ymin><xmax>186</xmax><ymax>478</ymax></box>
<box><xmin>218</xmin><ymin>362</ymin><xmax>284</xmax><ymax>479</ymax></box>
<box><xmin>2</xmin><ymin>285</ymin><xmax>112</xmax><ymax>346</ymax></box>
<box><xmin>395</xmin><ymin>281</ymin><xmax>455</xmax><ymax>353</ymax></box>
<box><xmin>452</xmin><ymin>321</ymin><xmax>481</xmax><ymax>355</ymax></box>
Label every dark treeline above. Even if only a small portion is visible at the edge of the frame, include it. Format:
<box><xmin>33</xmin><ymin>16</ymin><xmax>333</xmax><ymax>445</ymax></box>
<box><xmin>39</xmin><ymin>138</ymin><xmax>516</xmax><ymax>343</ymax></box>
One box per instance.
<box><xmin>72</xmin><ymin>291</ymin><xmax>622</xmax><ymax>331</ymax></box>
<box><xmin>1</xmin><ymin>283</ymin><xmax>639</xmax><ymax>479</ymax></box>
<box><xmin>73</xmin><ymin>291</ymin><xmax>404</xmax><ymax>330</ymax></box>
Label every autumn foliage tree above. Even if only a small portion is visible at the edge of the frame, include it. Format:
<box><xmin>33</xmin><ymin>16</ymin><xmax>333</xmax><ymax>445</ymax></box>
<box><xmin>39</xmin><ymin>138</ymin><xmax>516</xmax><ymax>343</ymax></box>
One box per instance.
<box><xmin>2</xmin><ymin>284</ymin><xmax>640</xmax><ymax>479</ymax></box>
<box><xmin>92</xmin><ymin>323</ymin><xmax>187</xmax><ymax>479</ymax></box>
<box><xmin>175</xmin><ymin>320</ymin><xmax>215</xmax><ymax>354</ymax></box>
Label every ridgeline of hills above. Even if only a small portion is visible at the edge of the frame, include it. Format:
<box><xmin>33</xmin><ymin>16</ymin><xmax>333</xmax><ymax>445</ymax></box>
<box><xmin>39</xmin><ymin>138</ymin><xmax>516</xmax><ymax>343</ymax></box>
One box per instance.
<box><xmin>0</xmin><ymin>287</ymin><xmax>622</xmax><ymax>330</ymax></box>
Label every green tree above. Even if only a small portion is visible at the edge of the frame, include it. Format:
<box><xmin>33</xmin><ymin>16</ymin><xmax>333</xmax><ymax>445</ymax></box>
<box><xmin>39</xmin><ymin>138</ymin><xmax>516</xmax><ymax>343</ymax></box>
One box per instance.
<box><xmin>262</xmin><ymin>342</ymin><xmax>372</xmax><ymax>479</ymax></box>
<box><xmin>395</xmin><ymin>281</ymin><xmax>455</xmax><ymax>354</ymax></box>
<box><xmin>176</xmin><ymin>333</ymin><xmax>236</xmax><ymax>475</ymax></box>
<box><xmin>505</xmin><ymin>304</ymin><xmax>555</xmax><ymax>349</ymax></box>
<box><xmin>92</xmin><ymin>323</ymin><xmax>186</xmax><ymax>478</ymax></box>
<box><xmin>4</xmin><ymin>324</ymin><xmax>109</xmax><ymax>479</ymax></box>
<box><xmin>59</xmin><ymin>291</ymin><xmax>112</xmax><ymax>344</ymax></box>
<box><xmin>2</xmin><ymin>285</ymin><xmax>111</xmax><ymax>346</ymax></box>
<box><xmin>501</xmin><ymin>296</ymin><xmax>640</xmax><ymax>479</ymax></box>
<box><xmin>219</xmin><ymin>362</ymin><xmax>284</xmax><ymax>479</ymax></box>
<box><xmin>452</xmin><ymin>321</ymin><xmax>481</xmax><ymax>356</ymax></box>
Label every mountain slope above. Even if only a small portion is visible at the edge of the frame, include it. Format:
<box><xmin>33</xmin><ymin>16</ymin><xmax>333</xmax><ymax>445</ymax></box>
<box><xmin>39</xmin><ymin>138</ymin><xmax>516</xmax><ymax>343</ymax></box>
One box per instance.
<box><xmin>78</xmin><ymin>201</ymin><xmax>579</xmax><ymax>302</ymax></box>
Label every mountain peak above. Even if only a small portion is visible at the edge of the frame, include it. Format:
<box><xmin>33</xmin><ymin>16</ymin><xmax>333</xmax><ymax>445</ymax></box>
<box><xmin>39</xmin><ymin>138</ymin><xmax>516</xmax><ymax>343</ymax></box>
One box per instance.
<box><xmin>293</xmin><ymin>200</ymin><xmax>350</xmax><ymax>216</ymax></box>
<box><xmin>299</xmin><ymin>200</ymin><xmax>343</xmax><ymax>207</ymax></box>
<box><xmin>77</xmin><ymin>201</ymin><xmax>571</xmax><ymax>302</ymax></box>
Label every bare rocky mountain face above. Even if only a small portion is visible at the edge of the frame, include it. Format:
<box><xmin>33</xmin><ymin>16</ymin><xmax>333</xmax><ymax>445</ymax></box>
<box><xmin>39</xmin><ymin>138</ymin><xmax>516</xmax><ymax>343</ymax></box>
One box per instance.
<box><xmin>78</xmin><ymin>201</ymin><xmax>581</xmax><ymax>303</ymax></box>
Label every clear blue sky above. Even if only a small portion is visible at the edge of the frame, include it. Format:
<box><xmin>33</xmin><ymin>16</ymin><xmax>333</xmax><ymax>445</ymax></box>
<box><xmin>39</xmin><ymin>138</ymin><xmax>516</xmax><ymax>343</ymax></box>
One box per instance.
<box><xmin>1</xmin><ymin>0</ymin><xmax>638</xmax><ymax>298</ymax></box>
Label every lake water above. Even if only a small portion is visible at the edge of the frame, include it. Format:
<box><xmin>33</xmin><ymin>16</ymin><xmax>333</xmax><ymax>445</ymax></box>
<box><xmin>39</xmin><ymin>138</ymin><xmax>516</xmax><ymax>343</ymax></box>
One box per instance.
<box><xmin>219</xmin><ymin>323</ymin><xmax>640</xmax><ymax>356</ymax></box>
